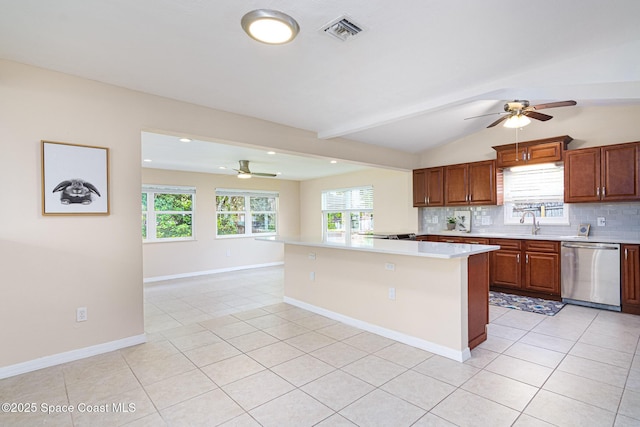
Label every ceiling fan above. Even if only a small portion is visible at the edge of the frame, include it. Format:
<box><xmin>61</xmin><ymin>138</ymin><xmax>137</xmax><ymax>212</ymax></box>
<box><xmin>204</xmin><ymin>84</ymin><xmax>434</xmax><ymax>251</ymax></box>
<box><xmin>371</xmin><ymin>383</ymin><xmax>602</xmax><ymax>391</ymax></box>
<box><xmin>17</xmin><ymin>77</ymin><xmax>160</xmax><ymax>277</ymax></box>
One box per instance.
<box><xmin>234</xmin><ymin>160</ymin><xmax>277</xmax><ymax>179</ymax></box>
<box><xmin>466</xmin><ymin>100</ymin><xmax>577</xmax><ymax>128</ymax></box>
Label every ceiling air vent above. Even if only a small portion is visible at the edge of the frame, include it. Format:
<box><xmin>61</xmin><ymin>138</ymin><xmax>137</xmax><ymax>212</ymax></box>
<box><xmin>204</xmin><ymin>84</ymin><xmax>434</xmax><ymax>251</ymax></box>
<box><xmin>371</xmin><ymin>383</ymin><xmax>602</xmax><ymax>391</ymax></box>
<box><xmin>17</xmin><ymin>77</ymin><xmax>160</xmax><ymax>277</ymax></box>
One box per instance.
<box><xmin>321</xmin><ymin>16</ymin><xmax>364</xmax><ymax>41</ymax></box>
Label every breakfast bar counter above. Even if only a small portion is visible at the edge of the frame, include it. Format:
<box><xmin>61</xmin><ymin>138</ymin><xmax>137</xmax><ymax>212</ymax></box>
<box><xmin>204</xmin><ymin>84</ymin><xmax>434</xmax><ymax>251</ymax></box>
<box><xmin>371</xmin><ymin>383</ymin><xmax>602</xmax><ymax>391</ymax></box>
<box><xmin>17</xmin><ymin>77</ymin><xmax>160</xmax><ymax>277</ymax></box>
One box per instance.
<box><xmin>259</xmin><ymin>237</ymin><xmax>499</xmax><ymax>362</ymax></box>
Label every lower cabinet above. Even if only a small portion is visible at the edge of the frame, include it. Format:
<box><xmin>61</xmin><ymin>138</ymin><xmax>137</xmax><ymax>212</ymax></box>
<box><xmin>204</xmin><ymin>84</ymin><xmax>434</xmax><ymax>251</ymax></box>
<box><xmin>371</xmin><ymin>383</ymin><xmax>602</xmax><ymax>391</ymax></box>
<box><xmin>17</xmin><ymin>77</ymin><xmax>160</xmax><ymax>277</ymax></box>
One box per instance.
<box><xmin>622</xmin><ymin>244</ymin><xmax>640</xmax><ymax>315</ymax></box>
<box><xmin>490</xmin><ymin>238</ymin><xmax>560</xmax><ymax>298</ymax></box>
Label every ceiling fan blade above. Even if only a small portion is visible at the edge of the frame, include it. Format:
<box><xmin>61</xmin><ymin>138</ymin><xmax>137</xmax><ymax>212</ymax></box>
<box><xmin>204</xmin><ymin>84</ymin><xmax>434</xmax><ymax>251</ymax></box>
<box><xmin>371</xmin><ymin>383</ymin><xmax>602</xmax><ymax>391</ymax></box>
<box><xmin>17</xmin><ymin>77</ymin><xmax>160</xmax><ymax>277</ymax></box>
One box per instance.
<box><xmin>464</xmin><ymin>112</ymin><xmax>506</xmax><ymax>120</ymax></box>
<box><xmin>524</xmin><ymin>111</ymin><xmax>553</xmax><ymax>121</ymax></box>
<box><xmin>487</xmin><ymin>115</ymin><xmax>509</xmax><ymax>128</ymax></box>
<box><xmin>529</xmin><ymin>100</ymin><xmax>576</xmax><ymax>110</ymax></box>
<box><xmin>251</xmin><ymin>172</ymin><xmax>277</xmax><ymax>177</ymax></box>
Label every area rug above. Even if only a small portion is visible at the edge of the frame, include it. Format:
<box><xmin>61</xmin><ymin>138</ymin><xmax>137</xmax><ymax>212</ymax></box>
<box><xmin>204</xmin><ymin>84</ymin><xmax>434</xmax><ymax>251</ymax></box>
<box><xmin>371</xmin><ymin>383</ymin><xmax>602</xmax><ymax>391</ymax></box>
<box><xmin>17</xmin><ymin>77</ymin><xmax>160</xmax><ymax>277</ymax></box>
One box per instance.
<box><xmin>489</xmin><ymin>291</ymin><xmax>565</xmax><ymax>316</ymax></box>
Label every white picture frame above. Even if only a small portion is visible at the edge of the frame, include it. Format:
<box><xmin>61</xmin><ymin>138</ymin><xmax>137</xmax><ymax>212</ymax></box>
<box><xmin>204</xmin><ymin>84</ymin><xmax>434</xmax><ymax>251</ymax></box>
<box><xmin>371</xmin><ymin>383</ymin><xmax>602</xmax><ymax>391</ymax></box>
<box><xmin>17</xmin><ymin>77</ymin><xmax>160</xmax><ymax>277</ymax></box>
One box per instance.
<box><xmin>41</xmin><ymin>140</ymin><xmax>110</xmax><ymax>215</ymax></box>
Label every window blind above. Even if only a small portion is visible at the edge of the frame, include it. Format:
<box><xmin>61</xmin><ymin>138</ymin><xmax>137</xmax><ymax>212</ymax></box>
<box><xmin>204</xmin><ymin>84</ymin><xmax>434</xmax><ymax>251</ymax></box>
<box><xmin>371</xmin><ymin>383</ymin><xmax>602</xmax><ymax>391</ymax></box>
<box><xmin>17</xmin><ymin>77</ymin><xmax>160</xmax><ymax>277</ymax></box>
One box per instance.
<box><xmin>216</xmin><ymin>189</ymin><xmax>278</xmax><ymax>198</ymax></box>
<box><xmin>143</xmin><ymin>184</ymin><xmax>195</xmax><ymax>194</ymax></box>
<box><xmin>503</xmin><ymin>166</ymin><xmax>564</xmax><ymax>203</ymax></box>
<box><xmin>322</xmin><ymin>186</ymin><xmax>373</xmax><ymax>210</ymax></box>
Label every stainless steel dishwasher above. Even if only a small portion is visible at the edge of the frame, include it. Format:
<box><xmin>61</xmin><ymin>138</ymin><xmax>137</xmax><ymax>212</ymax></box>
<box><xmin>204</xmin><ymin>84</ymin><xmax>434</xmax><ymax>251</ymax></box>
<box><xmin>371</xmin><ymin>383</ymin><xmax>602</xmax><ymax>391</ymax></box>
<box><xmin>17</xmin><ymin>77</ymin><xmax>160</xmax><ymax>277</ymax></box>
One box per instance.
<box><xmin>561</xmin><ymin>241</ymin><xmax>621</xmax><ymax>311</ymax></box>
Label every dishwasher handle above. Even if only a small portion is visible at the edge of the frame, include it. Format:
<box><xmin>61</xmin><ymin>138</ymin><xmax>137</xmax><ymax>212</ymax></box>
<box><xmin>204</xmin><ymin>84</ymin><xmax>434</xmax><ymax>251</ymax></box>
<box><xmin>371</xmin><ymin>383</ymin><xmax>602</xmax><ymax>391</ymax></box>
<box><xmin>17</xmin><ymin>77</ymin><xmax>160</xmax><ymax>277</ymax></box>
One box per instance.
<box><xmin>561</xmin><ymin>242</ymin><xmax>620</xmax><ymax>250</ymax></box>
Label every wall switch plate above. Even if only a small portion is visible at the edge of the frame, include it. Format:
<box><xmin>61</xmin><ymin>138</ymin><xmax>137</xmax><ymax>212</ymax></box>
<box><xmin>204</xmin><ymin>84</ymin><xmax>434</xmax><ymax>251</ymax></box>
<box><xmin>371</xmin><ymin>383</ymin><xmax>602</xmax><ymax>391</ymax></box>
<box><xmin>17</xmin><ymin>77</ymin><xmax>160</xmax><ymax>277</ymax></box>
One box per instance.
<box><xmin>481</xmin><ymin>216</ymin><xmax>491</xmax><ymax>226</ymax></box>
<box><xmin>597</xmin><ymin>217</ymin><xmax>606</xmax><ymax>226</ymax></box>
<box><xmin>432</xmin><ymin>216</ymin><xmax>439</xmax><ymax>223</ymax></box>
<box><xmin>226</xmin><ymin>249</ymin><xmax>231</xmax><ymax>257</ymax></box>
<box><xmin>76</xmin><ymin>307</ymin><xmax>87</xmax><ymax>322</ymax></box>
<box><xmin>309</xmin><ymin>272</ymin><xmax>315</xmax><ymax>281</ymax></box>
<box><xmin>388</xmin><ymin>287</ymin><xmax>396</xmax><ymax>300</ymax></box>
<box><xmin>385</xmin><ymin>263</ymin><xmax>395</xmax><ymax>271</ymax></box>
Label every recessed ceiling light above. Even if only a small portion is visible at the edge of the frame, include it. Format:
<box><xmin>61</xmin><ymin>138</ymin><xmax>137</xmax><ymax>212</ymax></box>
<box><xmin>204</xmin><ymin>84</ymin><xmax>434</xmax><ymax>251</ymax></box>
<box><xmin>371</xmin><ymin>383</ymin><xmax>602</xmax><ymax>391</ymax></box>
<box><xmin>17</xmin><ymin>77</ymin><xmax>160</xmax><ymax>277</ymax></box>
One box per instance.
<box><xmin>330</xmin><ymin>160</ymin><xmax>338</xmax><ymax>164</ymax></box>
<box><xmin>179</xmin><ymin>138</ymin><xmax>192</xmax><ymax>143</ymax></box>
<box><xmin>267</xmin><ymin>151</ymin><xmax>276</xmax><ymax>155</ymax></box>
<box><xmin>219</xmin><ymin>166</ymin><xmax>226</xmax><ymax>170</ymax></box>
<box><xmin>241</xmin><ymin>9</ymin><xmax>300</xmax><ymax>44</ymax></box>
<box><xmin>143</xmin><ymin>159</ymin><xmax>152</xmax><ymax>162</ymax></box>
<box><xmin>276</xmin><ymin>172</ymin><xmax>282</xmax><ymax>175</ymax></box>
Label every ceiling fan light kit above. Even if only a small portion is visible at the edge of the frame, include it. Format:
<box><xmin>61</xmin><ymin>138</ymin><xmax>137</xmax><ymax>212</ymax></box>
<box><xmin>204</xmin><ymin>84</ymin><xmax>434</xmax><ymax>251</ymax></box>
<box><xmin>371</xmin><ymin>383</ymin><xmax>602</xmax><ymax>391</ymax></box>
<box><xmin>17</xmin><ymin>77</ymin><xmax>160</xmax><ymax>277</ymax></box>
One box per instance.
<box><xmin>503</xmin><ymin>114</ymin><xmax>531</xmax><ymax>128</ymax></box>
<box><xmin>241</xmin><ymin>9</ymin><xmax>300</xmax><ymax>44</ymax></box>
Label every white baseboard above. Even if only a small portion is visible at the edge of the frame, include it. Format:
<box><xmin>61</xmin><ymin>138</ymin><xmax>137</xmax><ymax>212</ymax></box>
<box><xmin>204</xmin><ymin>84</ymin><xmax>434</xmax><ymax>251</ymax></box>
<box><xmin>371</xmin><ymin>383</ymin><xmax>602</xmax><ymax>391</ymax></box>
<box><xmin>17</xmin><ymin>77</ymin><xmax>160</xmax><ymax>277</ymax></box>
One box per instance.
<box><xmin>284</xmin><ymin>297</ymin><xmax>471</xmax><ymax>362</ymax></box>
<box><xmin>0</xmin><ymin>334</ymin><xmax>147</xmax><ymax>380</ymax></box>
<box><xmin>143</xmin><ymin>262</ymin><xmax>284</xmax><ymax>284</ymax></box>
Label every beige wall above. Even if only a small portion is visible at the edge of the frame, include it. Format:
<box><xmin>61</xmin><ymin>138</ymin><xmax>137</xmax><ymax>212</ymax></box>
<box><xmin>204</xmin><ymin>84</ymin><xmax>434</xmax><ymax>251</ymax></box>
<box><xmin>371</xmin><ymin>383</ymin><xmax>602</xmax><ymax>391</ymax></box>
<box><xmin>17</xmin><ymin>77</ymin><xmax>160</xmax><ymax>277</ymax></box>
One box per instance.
<box><xmin>142</xmin><ymin>168</ymin><xmax>300</xmax><ymax>280</ymax></box>
<box><xmin>419</xmin><ymin>105</ymin><xmax>640</xmax><ymax>167</ymax></box>
<box><xmin>0</xmin><ymin>59</ymin><xmax>415</xmax><ymax>372</ymax></box>
<box><xmin>300</xmin><ymin>169</ymin><xmax>417</xmax><ymax>238</ymax></box>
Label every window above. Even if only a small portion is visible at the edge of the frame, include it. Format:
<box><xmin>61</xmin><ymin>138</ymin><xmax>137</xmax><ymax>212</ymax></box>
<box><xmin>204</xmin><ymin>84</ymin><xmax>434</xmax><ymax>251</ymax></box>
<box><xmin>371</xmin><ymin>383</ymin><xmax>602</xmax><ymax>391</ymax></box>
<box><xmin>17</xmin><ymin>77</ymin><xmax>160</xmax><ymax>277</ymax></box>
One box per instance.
<box><xmin>503</xmin><ymin>164</ymin><xmax>569</xmax><ymax>225</ymax></box>
<box><xmin>216</xmin><ymin>190</ymin><xmax>278</xmax><ymax>237</ymax></box>
<box><xmin>322</xmin><ymin>186</ymin><xmax>374</xmax><ymax>242</ymax></box>
<box><xmin>142</xmin><ymin>185</ymin><xmax>195</xmax><ymax>242</ymax></box>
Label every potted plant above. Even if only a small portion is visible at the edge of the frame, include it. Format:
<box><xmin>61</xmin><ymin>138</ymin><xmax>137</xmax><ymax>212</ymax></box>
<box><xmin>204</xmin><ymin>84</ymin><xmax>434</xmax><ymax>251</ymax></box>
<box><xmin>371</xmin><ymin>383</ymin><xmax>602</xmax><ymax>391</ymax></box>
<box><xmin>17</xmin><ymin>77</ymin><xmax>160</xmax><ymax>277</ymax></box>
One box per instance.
<box><xmin>446</xmin><ymin>216</ymin><xmax>457</xmax><ymax>230</ymax></box>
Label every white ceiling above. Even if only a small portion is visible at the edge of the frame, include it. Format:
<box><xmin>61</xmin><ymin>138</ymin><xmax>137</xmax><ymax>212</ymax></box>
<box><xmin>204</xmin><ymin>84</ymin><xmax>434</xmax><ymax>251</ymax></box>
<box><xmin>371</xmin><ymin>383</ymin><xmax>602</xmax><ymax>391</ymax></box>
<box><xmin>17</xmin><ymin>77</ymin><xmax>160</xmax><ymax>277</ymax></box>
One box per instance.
<box><xmin>2</xmin><ymin>1</ymin><xmax>640</xmax><ymax>177</ymax></box>
<box><xmin>141</xmin><ymin>132</ymin><xmax>370</xmax><ymax>180</ymax></box>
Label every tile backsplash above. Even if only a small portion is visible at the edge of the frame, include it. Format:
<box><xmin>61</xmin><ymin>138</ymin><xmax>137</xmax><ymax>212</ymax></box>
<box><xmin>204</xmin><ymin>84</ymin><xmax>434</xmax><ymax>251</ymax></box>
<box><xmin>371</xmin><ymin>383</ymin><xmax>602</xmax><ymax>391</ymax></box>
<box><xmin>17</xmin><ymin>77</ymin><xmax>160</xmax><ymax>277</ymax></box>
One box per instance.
<box><xmin>419</xmin><ymin>202</ymin><xmax>640</xmax><ymax>241</ymax></box>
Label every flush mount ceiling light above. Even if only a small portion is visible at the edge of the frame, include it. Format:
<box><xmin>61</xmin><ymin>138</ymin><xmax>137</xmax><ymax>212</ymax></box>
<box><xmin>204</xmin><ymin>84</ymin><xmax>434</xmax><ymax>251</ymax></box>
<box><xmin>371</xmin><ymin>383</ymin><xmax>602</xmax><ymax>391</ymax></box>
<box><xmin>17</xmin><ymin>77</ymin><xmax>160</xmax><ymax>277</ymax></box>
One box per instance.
<box><xmin>503</xmin><ymin>114</ymin><xmax>531</xmax><ymax>129</ymax></box>
<box><xmin>241</xmin><ymin>9</ymin><xmax>300</xmax><ymax>44</ymax></box>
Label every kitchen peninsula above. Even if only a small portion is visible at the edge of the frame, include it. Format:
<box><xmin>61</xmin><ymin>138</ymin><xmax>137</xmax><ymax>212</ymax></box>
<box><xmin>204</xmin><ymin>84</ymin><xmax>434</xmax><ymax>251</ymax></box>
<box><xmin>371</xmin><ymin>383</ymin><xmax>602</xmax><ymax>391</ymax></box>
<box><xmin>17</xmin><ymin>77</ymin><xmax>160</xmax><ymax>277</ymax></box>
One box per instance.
<box><xmin>260</xmin><ymin>237</ymin><xmax>499</xmax><ymax>362</ymax></box>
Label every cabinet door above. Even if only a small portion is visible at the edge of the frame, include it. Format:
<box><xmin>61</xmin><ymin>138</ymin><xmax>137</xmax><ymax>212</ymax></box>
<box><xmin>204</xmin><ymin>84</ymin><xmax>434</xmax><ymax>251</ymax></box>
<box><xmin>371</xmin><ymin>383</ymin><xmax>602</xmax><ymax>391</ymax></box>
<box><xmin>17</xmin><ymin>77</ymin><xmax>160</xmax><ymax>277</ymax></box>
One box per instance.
<box><xmin>468</xmin><ymin>160</ymin><xmax>497</xmax><ymax>205</ymax></box>
<box><xmin>524</xmin><ymin>251</ymin><xmax>560</xmax><ymax>295</ymax></box>
<box><xmin>528</xmin><ymin>142</ymin><xmax>564</xmax><ymax>164</ymax></box>
<box><xmin>601</xmin><ymin>143</ymin><xmax>640</xmax><ymax>201</ymax></box>
<box><xmin>444</xmin><ymin>164</ymin><xmax>469</xmax><ymax>205</ymax></box>
<box><xmin>622</xmin><ymin>244</ymin><xmax>640</xmax><ymax>315</ymax></box>
<box><xmin>495</xmin><ymin>146</ymin><xmax>526</xmax><ymax>168</ymax></box>
<box><xmin>413</xmin><ymin>169</ymin><xmax>427</xmax><ymax>207</ymax></box>
<box><xmin>564</xmin><ymin>148</ymin><xmax>601</xmax><ymax>203</ymax></box>
<box><xmin>490</xmin><ymin>250</ymin><xmax>522</xmax><ymax>289</ymax></box>
<box><xmin>425</xmin><ymin>167</ymin><xmax>445</xmax><ymax>206</ymax></box>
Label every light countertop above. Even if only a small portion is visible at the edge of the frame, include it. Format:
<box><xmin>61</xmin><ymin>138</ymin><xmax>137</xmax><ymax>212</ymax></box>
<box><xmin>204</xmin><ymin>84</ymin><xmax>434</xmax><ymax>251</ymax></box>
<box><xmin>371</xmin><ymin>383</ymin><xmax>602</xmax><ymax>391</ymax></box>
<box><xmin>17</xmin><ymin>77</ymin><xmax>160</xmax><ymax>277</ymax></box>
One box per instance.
<box><xmin>420</xmin><ymin>230</ymin><xmax>640</xmax><ymax>244</ymax></box>
<box><xmin>258</xmin><ymin>236</ymin><xmax>500</xmax><ymax>259</ymax></box>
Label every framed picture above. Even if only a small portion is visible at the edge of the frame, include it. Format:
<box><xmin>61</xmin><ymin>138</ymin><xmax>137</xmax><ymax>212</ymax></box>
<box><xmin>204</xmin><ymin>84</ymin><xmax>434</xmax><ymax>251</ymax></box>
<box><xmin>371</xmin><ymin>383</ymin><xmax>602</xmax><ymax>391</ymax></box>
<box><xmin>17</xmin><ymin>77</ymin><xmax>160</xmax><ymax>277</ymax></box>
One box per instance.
<box><xmin>577</xmin><ymin>223</ymin><xmax>591</xmax><ymax>237</ymax></box>
<box><xmin>41</xmin><ymin>140</ymin><xmax>110</xmax><ymax>215</ymax></box>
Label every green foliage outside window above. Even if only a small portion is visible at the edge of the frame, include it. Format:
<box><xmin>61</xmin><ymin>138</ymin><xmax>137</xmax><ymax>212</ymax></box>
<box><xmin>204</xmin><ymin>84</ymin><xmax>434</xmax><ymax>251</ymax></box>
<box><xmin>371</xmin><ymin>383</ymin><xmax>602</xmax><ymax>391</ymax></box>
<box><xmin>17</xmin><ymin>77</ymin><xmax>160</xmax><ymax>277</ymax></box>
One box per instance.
<box><xmin>142</xmin><ymin>190</ymin><xmax>194</xmax><ymax>241</ymax></box>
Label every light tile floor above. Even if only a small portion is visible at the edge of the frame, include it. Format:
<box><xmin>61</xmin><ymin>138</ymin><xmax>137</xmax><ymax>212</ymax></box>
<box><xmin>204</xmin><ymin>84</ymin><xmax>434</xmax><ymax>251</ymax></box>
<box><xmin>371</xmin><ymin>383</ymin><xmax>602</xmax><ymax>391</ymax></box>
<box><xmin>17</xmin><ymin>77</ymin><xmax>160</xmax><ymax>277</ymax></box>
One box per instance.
<box><xmin>2</xmin><ymin>266</ymin><xmax>640</xmax><ymax>426</ymax></box>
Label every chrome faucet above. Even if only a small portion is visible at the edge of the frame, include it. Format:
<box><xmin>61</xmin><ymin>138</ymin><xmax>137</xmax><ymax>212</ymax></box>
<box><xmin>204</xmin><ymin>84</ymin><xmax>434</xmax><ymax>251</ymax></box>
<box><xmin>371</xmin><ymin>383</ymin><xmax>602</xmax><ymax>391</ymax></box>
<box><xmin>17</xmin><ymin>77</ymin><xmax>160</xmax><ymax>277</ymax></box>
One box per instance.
<box><xmin>520</xmin><ymin>211</ymin><xmax>541</xmax><ymax>235</ymax></box>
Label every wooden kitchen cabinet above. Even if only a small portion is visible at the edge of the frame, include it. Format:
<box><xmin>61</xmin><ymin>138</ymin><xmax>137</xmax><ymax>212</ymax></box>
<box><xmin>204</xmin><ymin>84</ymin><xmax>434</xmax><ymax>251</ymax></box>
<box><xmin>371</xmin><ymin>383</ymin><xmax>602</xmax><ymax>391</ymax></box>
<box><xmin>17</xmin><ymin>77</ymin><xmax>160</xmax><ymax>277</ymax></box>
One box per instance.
<box><xmin>489</xmin><ymin>238</ymin><xmax>560</xmax><ymax>298</ymax></box>
<box><xmin>493</xmin><ymin>135</ymin><xmax>573</xmax><ymax>169</ymax></box>
<box><xmin>436</xmin><ymin>236</ymin><xmax>489</xmax><ymax>245</ymax></box>
<box><xmin>489</xmin><ymin>239</ymin><xmax>522</xmax><ymax>290</ymax></box>
<box><xmin>413</xmin><ymin>167</ymin><xmax>444</xmax><ymax>207</ymax></box>
<box><xmin>524</xmin><ymin>240</ymin><xmax>560</xmax><ymax>295</ymax></box>
<box><xmin>564</xmin><ymin>141</ymin><xmax>640</xmax><ymax>203</ymax></box>
<box><xmin>622</xmin><ymin>244</ymin><xmax>640</xmax><ymax>315</ymax></box>
<box><xmin>444</xmin><ymin>160</ymin><xmax>502</xmax><ymax>206</ymax></box>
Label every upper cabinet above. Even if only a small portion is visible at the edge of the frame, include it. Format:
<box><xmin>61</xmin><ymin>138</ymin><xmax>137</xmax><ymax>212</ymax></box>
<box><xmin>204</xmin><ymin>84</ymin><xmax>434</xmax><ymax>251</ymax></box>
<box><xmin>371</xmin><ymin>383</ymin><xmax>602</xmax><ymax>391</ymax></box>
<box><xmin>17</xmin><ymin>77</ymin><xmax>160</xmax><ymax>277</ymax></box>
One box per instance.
<box><xmin>564</xmin><ymin>141</ymin><xmax>640</xmax><ymax>203</ymax></box>
<box><xmin>413</xmin><ymin>167</ymin><xmax>444</xmax><ymax>207</ymax></box>
<box><xmin>493</xmin><ymin>135</ymin><xmax>573</xmax><ymax>169</ymax></box>
<box><xmin>445</xmin><ymin>160</ymin><xmax>503</xmax><ymax>206</ymax></box>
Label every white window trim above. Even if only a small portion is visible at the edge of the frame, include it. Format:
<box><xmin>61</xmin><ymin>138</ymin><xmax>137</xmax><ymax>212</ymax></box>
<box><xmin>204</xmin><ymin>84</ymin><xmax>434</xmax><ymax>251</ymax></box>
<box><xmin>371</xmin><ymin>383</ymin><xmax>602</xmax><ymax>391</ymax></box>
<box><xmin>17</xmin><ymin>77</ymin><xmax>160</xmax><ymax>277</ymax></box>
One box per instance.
<box><xmin>215</xmin><ymin>189</ymin><xmax>279</xmax><ymax>239</ymax></box>
<box><xmin>143</xmin><ymin>185</ymin><xmax>196</xmax><ymax>243</ymax></box>
<box><xmin>502</xmin><ymin>165</ymin><xmax>569</xmax><ymax>225</ymax></box>
<box><xmin>321</xmin><ymin>186</ymin><xmax>374</xmax><ymax>241</ymax></box>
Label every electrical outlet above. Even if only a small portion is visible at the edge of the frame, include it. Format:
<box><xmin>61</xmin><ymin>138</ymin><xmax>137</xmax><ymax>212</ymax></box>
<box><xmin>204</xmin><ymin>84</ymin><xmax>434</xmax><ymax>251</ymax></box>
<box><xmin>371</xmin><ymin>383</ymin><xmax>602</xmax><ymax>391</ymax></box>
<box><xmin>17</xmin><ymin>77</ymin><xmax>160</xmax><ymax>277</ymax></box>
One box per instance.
<box><xmin>76</xmin><ymin>307</ymin><xmax>87</xmax><ymax>322</ymax></box>
<box><xmin>309</xmin><ymin>272</ymin><xmax>315</xmax><ymax>281</ymax></box>
<box><xmin>388</xmin><ymin>287</ymin><xmax>396</xmax><ymax>300</ymax></box>
<box><xmin>597</xmin><ymin>217</ymin><xmax>606</xmax><ymax>226</ymax></box>
<box><xmin>308</xmin><ymin>252</ymin><xmax>316</xmax><ymax>260</ymax></box>
<box><xmin>226</xmin><ymin>249</ymin><xmax>231</xmax><ymax>257</ymax></box>
<box><xmin>385</xmin><ymin>263</ymin><xmax>395</xmax><ymax>271</ymax></box>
